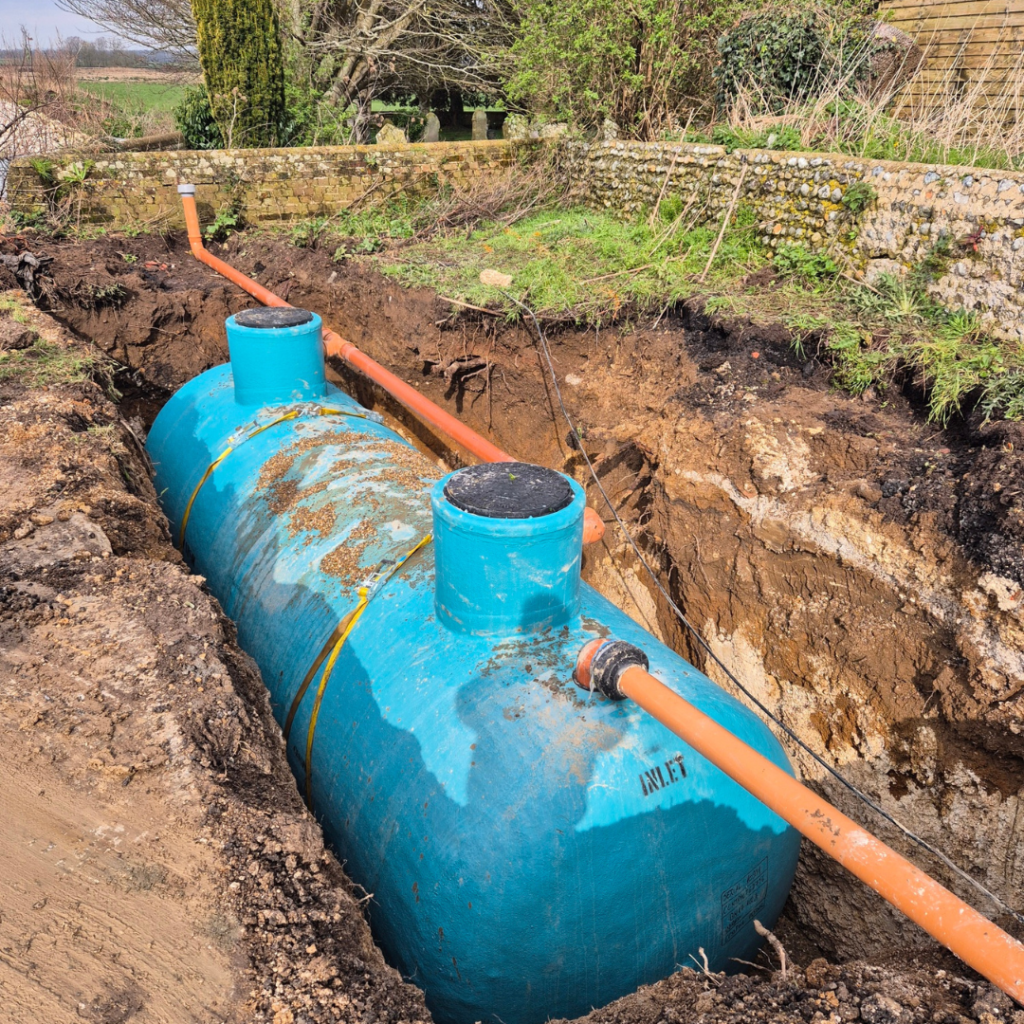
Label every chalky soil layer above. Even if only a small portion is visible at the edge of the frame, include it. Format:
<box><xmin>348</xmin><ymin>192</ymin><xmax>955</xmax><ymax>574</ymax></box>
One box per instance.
<box><xmin>0</xmin><ymin>232</ymin><xmax>1022</xmax><ymax>1023</ymax></box>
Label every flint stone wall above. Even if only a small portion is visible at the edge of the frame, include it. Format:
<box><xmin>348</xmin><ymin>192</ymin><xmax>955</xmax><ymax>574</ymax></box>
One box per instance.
<box><xmin>563</xmin><ymin>140</ymin><xmax>1024</xmax><ymax>342</ymax></box>
<box><xmin>6</xmin><ymin>140</ymin><xmax>512</xmax><ymax>229</ymax></box>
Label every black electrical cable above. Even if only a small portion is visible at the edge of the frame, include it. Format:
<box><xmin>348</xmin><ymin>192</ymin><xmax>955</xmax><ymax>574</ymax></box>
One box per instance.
<box><xmin>501</xmin><ymin>286</ymin><xmax>1024</xmax><ymax>928</ymax></box>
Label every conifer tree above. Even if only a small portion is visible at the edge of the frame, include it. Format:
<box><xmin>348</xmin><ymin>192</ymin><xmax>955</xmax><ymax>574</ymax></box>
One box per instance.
<box><xmin>191</xmin><ymin>0</ymin><xmax>285</xmax><ymax>147</ymax></box>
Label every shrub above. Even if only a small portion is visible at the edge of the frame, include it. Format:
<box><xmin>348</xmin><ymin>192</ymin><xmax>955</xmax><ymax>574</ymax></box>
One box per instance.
<box><xmin>506</xmin><ymin>0</ymin><xmax>742</xmax><ymax>139</ymax></box>
<box><xmin>174</xmin><ymin>85</ymin><xmax>224</xmax><ymax>150</ymax></box>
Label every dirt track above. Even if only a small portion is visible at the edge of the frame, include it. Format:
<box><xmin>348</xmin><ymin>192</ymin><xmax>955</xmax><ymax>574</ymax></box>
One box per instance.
<box><xmin>1</xmin><ymin>229</ymin><xmax>1023</xmax><ymax>1021</ymax></box>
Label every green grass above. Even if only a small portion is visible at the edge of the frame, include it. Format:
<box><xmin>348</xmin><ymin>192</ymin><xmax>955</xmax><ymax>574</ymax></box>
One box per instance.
<box><xmin>685</xmin><ymin>100</ymin><xmax>1024</xmax><ymax>172</ymax></box>
<box><xmin>377</xmin><ymin>204</ymin><xmax>768</xmax><ymax>323</ymax></box>
<box><xmin>0</xmin><ymin>298</ymin><xmax>30</xmax><ymax>324</ymax></box>
<box><xmin>783</xmin><ymin>274</ymin><xmax>1024</xmax><ymax>424</ymax></box>
<box><xmin>0</xmin><ymin>339</ymin><xmax>97</xmax><ymax>388</ymax></box>
<box><xmin>293</xmin><ymin>194</ymin><xmax>1024</xmax><ymax>424</ymax></box>
<box><xmin>80</xmin><ymin>81</ymin><xmax>188</xmax><ymax>115</ymax></box>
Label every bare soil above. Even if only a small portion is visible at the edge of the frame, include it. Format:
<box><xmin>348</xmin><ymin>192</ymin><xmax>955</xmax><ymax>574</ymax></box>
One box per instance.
<box><xmin>0</xmin><ymin>294</ymin><xmax>429</xmax><ymax>1023</ymax></box>
<box><xmin>74</xmin><ymin>68</ymin><xmax>201</xmax><ymax>84</ymax></box>
<box><xmin>1</xmin><ymin>229</ymin><xmax>1023</xmax><ymax>1022</ymax></box>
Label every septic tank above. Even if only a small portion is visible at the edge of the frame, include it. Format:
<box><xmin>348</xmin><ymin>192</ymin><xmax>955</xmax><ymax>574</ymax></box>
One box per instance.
<box><xmin>146</xmin><ymin>307</ymin><xmax>800</xmax><ymax>1024</ymax></box>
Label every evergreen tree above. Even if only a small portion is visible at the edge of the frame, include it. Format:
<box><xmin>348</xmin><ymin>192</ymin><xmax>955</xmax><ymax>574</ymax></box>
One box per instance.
<box><xmin>191</xmin><ymin>0</ymin><xmax>285</xmax><ymax>147</ymax></box>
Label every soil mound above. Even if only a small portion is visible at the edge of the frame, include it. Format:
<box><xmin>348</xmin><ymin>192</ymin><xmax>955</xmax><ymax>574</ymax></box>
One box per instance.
<box><xmin>0</xmin><ymin>292</ymin><xmax>429</xmax><ymax>1024</ymax></box>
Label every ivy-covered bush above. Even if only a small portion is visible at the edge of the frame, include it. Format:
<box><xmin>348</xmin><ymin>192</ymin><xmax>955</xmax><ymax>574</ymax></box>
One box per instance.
<box><xmin>174</xmin><ymin>85</ymin><xmax>224</xmax><ymax>150</ymax></box>
<box><xmin>714</xmin><ymin>13</ymin><xmax>825</xmax><ymax>108</ymax></box>
<box><xmin>714</xmin><ymin>12</ymin><xmax>878</xmax><ymax>110</ymax></box>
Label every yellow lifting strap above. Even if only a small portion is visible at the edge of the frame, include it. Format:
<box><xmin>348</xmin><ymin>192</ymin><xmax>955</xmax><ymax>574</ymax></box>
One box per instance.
<box><xmin>178</xmin><ymin>406</ymin><xmax>368</xmax><ymax>548</ymax></box>
<box><xmin>285</xmin><ymin>533</ymin><xmax>433</xmax><ymax>810</ymax></box>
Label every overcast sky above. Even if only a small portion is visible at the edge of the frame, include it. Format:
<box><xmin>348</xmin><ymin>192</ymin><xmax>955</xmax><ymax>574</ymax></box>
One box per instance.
<box><xmin>1</xmin><ymin>0</ymin><xmax>101</xmax><ymax>45</ymax></box>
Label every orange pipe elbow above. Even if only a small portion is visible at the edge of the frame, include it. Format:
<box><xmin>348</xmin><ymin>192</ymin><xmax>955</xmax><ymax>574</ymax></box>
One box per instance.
<box><xmin>575</xmin><ymin>639</ymin><xmax>1024</xmax><ymax>1005</ymax></box>
<box><xmin>177</xmin><ymin>186</ymin><xmax>605</xmax><ymax>542</ymax></box>
<box><xmin>582</xmin><ymin>507</ymin><xmax>604</xmax><ymax>544</ymax></box>
<box><xmin>178</xmin><ymin>184</ymin><xmax>291</xmax><ymax>310</ymax></box>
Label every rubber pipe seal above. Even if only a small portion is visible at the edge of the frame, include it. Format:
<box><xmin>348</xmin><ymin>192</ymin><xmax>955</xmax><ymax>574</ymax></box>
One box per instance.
<box><xmin>577</xmin><ymin>639</ymin><xmax>649</xmax><ymax>700</ymax></box>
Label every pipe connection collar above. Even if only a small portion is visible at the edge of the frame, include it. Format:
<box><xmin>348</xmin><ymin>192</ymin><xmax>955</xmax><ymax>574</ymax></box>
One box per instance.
<box><xmin>574</xmin><ymin>638</ymin><xmax>649</xmax><ymax>700</ymax></box>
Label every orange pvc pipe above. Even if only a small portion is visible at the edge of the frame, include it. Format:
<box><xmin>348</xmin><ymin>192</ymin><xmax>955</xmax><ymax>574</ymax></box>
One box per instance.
<box><xmin>179</xmin><ymin>186</ymin><xmax>605</xmax><ymax>542</ymax></box>
<box><xmin>576</xmin><ymin>640</ymin><xmax>1024</xmax><ymax>1004</ymax></box>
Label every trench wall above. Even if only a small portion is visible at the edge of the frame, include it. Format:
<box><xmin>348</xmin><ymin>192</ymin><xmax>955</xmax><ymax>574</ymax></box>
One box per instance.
<box><xmin>10</xmin><ymin>136</ymin><xmax>1024</xmax><ymax>339</ymax></box>
<box><xmin>4</xmin><ymin>140</ymin><xmax>512</xmax><ymax>229</ymax></box>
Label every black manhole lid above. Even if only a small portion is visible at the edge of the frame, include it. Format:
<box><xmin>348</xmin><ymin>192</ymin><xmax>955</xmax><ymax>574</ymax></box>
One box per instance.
<box><xmin>444</xmin><ymin>463</ymin><xmax>573</xmax><ymax>519</ymax></box>
<box><xmin>234</xmin><ymin>307</ymin><xmax>314</xmax><ymax>329</ymax></box>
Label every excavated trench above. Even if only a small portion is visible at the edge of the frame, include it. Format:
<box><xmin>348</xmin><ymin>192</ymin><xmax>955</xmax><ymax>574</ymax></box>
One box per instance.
<box><xmin>2</xmin><ymin>230</ymin><xmax>1023</xmax><ymax>1020</ymax></box>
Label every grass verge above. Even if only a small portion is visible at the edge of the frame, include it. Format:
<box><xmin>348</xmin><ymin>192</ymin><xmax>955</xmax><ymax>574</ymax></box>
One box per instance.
<box><xmin>289</xmin><ymin>192</ymin><xmax>1024</xmax><ymax>425</ymax></box>
<box><xmin>373</xmin><ymin>202</ymin><xmax>768</xmax><ymax>323</ymax></box>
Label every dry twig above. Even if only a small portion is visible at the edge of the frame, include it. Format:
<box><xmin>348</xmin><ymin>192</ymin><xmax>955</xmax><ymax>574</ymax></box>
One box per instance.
<box><xmin>648</xmin><ymin>148</ymin><xmax>681</xmax><ymax>227</ymax></box>
<box><xmin>753</xmin><ymin>919</ymin><xmax>788</xmax><ymax>980</ymax></box>
<box><xmin>439</xmin><ymin>296</ymin><xmax>500</xmax><ymax>315</ymax></box>
<box><xmin>699</xmin><ymin>164</ymin><xmax>748</xmax><ymax>285</ymax></box>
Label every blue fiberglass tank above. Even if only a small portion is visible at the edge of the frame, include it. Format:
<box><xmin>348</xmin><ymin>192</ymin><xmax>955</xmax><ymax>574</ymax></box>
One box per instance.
<box><xmin>146</xmin><ymin>307</ymin><xmax>801</xmax><ymax>1024</ymax></box>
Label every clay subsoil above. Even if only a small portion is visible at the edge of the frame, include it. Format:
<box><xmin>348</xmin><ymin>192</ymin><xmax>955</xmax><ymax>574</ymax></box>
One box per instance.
<box><xmin>0</xmin><ymin>230</ymin><xmax>1022</xmax><ymax>1023</ymax></box>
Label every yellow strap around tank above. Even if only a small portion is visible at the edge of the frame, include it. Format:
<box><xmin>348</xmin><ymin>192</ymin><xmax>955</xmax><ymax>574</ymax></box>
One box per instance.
<box><xmin>177</xmin><ymin>406</ymin><xmax>368</xmax><ymax>548</ymax></box>
<box><xmin>285</xmin><ymin>533</ymin><xmax>432</xmax><ymax>810</ymax></box>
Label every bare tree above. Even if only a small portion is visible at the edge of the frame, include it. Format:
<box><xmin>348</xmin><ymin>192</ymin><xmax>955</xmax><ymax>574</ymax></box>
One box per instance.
<box><xmin>1</xmin><ymin>30</ymin><xmax>87</xmax><ymax>157</ymax></box>
<box><xmin>1</xmin><ymin>31</ymin><xmax>94</xmax><ymax>204</ymax></box>
<box><xmin>55</xmin><ymin>0</ymin><xmax>198</xmax><ymax>64</ymax></box>
<box><xmin>289</xmin><ymin>0</ymin><xmax>513</xmax><ymax>140</ymax></box>
<box><xmin>54</xmin><ymin>0</ymin><xmax>513</xmax><ymax>143</ymax></box>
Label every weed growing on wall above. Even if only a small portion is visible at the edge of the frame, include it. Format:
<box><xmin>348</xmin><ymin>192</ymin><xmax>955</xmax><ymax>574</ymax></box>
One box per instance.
<box><xmin>28</xmin><ymin>158</ymin><xmax>95</xmax><ymax>231</ymax></box>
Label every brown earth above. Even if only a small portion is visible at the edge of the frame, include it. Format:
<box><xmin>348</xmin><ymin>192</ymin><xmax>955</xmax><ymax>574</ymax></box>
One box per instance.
<box><xmin>0</xmin><ymin>294</ymin><xmax>430</xmax><ymax>1023</ymax></box>
<box><xmin>0</xmin><ymin>228</ymin><xmax>1023</xmax><ymax>1020</ymax></box>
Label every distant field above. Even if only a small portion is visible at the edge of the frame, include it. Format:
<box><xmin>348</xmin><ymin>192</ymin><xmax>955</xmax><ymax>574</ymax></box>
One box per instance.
<box><xmin>79</xmin><ymin>80</ymin><xmax>188</xmax><ymax>114</ymax></box>
<box><xmin>76</xmin><ymin>66</ymin><xmax>200</xmax><ymax>84</ymax></box>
